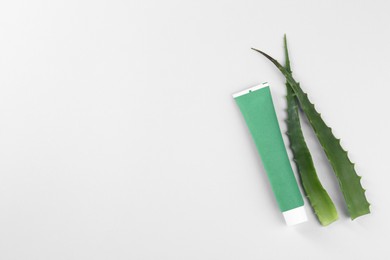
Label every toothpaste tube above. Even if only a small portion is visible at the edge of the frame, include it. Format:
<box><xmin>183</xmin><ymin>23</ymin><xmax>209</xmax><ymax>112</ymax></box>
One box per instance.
<box><xmin>233</xmin><ymin>82</ymin><xmax>307</xmax><ymax>226</ymax></box>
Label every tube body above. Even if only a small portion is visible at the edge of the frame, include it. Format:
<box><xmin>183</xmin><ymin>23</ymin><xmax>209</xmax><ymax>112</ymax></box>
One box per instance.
<box><xmin>233</xmin><ymin>83</ymin><xmax>306</xmax><ymax>225</ymax></box>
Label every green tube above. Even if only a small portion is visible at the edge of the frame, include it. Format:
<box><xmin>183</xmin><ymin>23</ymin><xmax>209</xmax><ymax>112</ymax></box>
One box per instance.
<box><xmin>233</xmin><ymin>82</ymin><xmax>307</xmax><ymax>226</ymax></box>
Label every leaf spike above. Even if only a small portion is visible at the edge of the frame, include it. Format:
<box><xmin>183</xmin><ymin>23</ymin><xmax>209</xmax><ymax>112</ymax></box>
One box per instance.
<box><xmin>284</xmin><ymin>34</ymin><xmax>292</xmax><ymax>74</ymax></box>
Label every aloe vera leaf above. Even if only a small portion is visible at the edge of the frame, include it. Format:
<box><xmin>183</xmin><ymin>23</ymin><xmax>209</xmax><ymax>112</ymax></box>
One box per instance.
<box><xmin>251</xmin><ymin>46</ymin><xmax>370</xmax><ymax>220</ymax></box>
<box><xmin>284</xmin><ymin>36</ymin><xmax>338</xmax><ymax>225</ymax></box>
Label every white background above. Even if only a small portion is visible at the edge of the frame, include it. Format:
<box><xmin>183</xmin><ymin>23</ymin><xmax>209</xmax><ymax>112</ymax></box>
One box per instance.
<box><xmin>0</xmin><ymin>0</ymin><xmax>389</xmax><ymax>259</ymax></box>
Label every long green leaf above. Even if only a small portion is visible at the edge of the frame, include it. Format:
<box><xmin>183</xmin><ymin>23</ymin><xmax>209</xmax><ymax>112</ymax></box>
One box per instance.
<box><xmin>284</xmin><ymin>36</ymin><xmax>338</xmax><ymax>225</ymax></box>
<box><xmin>252</xmin><ymin>44</ymin><xmax>370</xmax><ymax>220</ymax></box>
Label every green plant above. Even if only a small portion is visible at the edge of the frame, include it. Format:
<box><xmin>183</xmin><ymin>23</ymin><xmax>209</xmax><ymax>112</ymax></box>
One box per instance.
<box><xmin>252</xmin><ymin>38</ymin><xmax>370</xmax><ymax>220</ymax></box>
<box><xmin>284</xmin><ymin>36</ymin><xmax>338</xmax><ymax>225</ymax></box>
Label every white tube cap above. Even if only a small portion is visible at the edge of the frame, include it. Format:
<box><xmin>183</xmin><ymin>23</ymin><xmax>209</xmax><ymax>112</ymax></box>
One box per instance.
<box><xmin>282</xmin><ymin>206</ymin><xmax>308</xmax><ymax>226</ymax></box>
